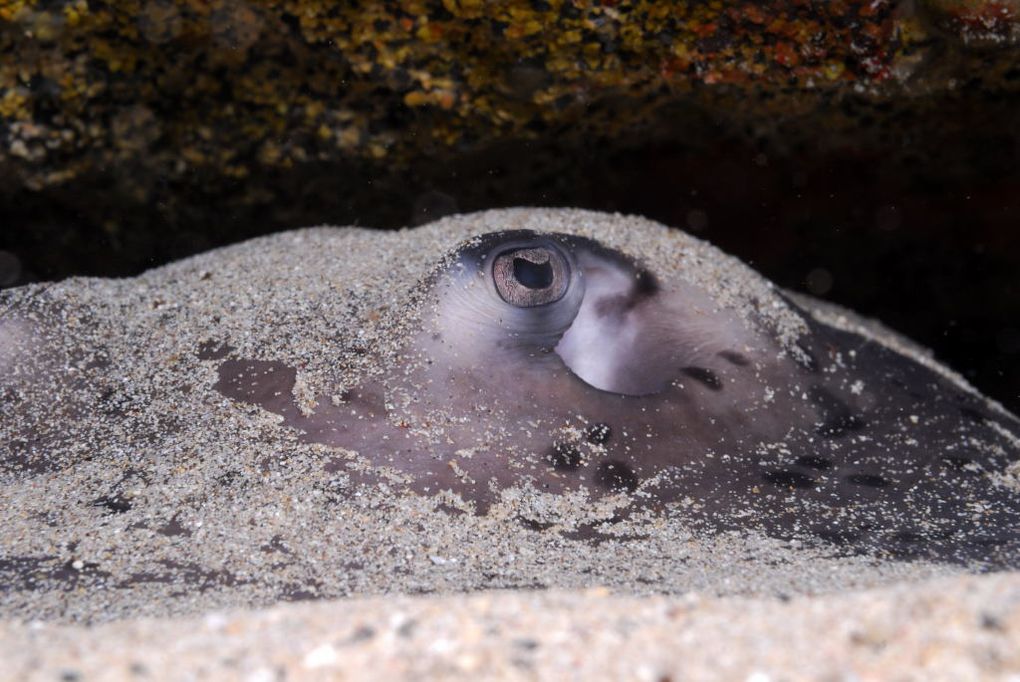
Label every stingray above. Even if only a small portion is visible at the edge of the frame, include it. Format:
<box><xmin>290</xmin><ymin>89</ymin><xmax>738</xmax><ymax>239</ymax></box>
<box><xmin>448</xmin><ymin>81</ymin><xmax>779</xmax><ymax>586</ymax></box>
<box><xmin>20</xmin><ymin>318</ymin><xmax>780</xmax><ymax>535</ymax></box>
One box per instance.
<box><xmin>1</xmin><ymin>209</ymin><xmax>1020</xmax><ymax>620</ymax></box>
<box><xmin>207</xmin><ymin>227</ymin><xmax>1020</xmax><ymax>564</ymax></box>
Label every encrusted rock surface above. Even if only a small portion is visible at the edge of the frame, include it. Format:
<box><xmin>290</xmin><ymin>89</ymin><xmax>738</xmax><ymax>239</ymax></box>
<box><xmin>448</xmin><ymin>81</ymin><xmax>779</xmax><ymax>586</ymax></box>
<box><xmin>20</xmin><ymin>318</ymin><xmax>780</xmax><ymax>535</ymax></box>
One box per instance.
<box><xmin>0</xmin><ymin>0</ymin><xmax>953</xmax><ymax>185</ymax></box>
<box><xmin>1</xmin><ymin>1</ymin><xmax>1018</xmax><ymax>233</ymax></box>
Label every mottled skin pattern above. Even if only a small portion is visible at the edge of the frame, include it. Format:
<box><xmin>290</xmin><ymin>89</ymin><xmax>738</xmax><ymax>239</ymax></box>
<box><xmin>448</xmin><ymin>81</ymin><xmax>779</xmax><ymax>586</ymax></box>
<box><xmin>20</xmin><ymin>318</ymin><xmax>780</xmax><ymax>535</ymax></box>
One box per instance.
<box><xmin>3</xmin><ymin>220</ymin><xmax>1020</xmax><ymax>619</ymax></box>
<box><xmin>215</xmin><ymin>231</ymin><xmax>1020</xmax><ymax>565</ymax></box>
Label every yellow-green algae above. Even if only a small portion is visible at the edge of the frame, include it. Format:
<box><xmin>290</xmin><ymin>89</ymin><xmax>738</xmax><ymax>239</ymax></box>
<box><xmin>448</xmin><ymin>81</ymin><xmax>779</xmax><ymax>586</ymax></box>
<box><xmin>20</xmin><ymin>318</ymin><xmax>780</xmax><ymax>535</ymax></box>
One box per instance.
<box><xmin>0</xmin><ymin>0</ymin><xmax>945</xmax><ymax>190</ymax></box>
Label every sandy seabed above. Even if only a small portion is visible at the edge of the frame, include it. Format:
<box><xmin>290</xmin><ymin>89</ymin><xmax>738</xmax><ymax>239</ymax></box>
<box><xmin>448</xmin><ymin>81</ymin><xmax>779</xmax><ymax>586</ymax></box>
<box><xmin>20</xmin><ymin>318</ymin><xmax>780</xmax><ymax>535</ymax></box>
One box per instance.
<box><xmin>2</xmin><ymin>574</ymin><xmax>1019</xmax><ymax>681</ymax></box>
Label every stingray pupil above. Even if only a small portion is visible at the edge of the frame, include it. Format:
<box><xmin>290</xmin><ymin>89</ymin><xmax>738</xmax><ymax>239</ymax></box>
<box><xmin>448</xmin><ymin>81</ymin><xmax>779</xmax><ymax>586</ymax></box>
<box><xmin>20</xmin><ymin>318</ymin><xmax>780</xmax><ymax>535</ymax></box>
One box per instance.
<box><xmin>513</xmin><ymin>256</ymin><xmax>554</xmax><ymax>289</ymax></box>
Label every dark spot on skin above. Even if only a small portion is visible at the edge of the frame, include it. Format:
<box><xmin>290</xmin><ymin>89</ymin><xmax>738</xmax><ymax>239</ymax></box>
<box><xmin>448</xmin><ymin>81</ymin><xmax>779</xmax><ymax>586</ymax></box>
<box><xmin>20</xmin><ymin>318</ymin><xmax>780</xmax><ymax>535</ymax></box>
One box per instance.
<box><xmin>433</xmin><ymin>502</ymin><xmax>466</xmax><ymax>517</ymax></box>
<box><xmin>519</xmin><ymin>517</ymin><xmax>555</xmax><ymax>532</ymax></box>
<box><xmin>84</xmin><ymin>355</ymin><xmax>111</xmax><ymax>370</ymax></box>
<box><xmin>261</xmin><ymin>534</ymin><xmax>291</xmax><ymax>555</ymax></box>
<box><xmin>763</xmin><ymin>469</ymin><xmax>815</xmax><ymax>489</ymax></box>
<box><xmin>814</xmin><ymin>527</ymin><xmax>863</xmax><ymax>545</ymax></box>
<box><xmin>816</xmin><ymin>415</ymin><xmax>864</xmax><ymax>436</ymax></box>
<box><xmin>592</xmin><ymin>269</ymin><xmax>659</xmax><ymax>319</ymax></box>
<box><xmin>197</xmin><ymin>339</ymin><xmax>235</xmax><ymax>360</ymax></box>
<box><xmin>794</xmin><ymin>455</ymin><xmax>833</xmax><ymax>470</ymax></box>
<box><xmin>584</xmin><ymin>422</ymin><xmax>612</xmax><ymax>445</ymax></box>
<box><xmin>562</xmin><ymin>517</ymin><xmax>650</xmax><ymax>544</ymax></box>
<box><xmin>633</xmin><ymin>268</ymin><xmax>659</xmax><ymax>296</ymax></box>
<box><xmin>717</xmin><ymin>350</ymin><xmax>750</xmax><ymax>366</ymax></box>
<box><xmin>795</xmin><ymin>341</ymin><xmax>819</xmax><ymax>373</ymax></box>
<box><xmin>846</xmin><ymin>473</ymin><xmax>889</xmax><ymax>488</ymax></box>
<box><xmin>157</xmin><ymin>515</ymin><xmax>191</xmax><ymax>537</ymax></box>
<box><xmin>680</xmin><ymin>366</ymin><xmax>722</xmax><ymax>391</ymax></box>
<box><xmin>120</xmin><ymin>559</ymin><xmax>243</xmax><ymax>592</ymax></box>
<box><xmin>214</xmin><ymin>360</ymin><xmax>298</xmax><ymax>416</ymax></box>
<box><xmin>893</xmin><ymin>530</ymin><xmax>923</xmax><ymax>544</ymax></box>
<box><xmin>808</xmin><ymin>386</ymin><xmax>866</xmax><ymax>438</ymax></box>
<box><xmin>595</xmin><ymin>460</ymin><xmax>639</xmax><ymax>492</ymax></box>
<box><xmin>547</xmin><ymin>442</ymin><xmax>583</xmax><ymax>470</ymax></box>
<box><xmin>92</xmin><ymin>495</ymin><xmax>132</xmax><ymax>514</ymax></box>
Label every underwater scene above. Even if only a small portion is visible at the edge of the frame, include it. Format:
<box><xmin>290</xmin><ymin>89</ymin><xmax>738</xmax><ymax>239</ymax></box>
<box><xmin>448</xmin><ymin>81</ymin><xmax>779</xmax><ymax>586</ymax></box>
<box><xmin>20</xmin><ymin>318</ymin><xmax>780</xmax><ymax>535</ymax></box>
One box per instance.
<box><xmin>2</xmin><ymin>1</ymin><xmax>1020</xmax><ymax>679</ymax></box>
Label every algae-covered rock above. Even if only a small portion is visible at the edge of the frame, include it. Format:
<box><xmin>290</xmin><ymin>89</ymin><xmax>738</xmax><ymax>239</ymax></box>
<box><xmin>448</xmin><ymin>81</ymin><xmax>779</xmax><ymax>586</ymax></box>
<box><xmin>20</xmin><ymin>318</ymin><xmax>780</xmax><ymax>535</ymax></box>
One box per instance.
<box><xmin>0</xmin><ymin>0</ymin><xmax>1014</xmax><ymax>194</ymax></box>
<box><xmin>0</xmin><ymin>1</ymin><xmax>929</xmax><ymax>185</ymax></box>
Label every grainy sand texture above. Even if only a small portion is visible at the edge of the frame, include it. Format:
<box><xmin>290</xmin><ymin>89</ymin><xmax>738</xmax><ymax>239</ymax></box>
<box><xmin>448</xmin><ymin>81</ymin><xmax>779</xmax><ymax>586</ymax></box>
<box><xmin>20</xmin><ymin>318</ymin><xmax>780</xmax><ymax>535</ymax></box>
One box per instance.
<box><xmin>3</xmin><ymin>575</ymin><xmax>1020</xmax><ymax>681</ymax></box>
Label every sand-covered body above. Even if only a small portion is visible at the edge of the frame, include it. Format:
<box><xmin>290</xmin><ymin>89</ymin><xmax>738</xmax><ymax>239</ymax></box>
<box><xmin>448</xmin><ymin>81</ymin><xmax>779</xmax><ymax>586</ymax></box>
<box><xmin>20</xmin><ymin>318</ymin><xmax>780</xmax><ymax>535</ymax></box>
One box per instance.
<box><xmin>1</xmin><ymin>209</ymin><xmax>1019</xmax><ymax>625</ymax></box>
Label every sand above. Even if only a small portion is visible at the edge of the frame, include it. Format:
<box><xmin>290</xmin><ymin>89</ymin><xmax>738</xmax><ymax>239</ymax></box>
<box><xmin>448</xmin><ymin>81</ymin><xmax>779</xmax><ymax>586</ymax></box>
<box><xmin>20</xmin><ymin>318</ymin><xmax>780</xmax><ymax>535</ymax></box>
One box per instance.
<box><xmin>3</xmin><ymin>574</ymin><xmax>1019</xmax><ymax>680</ymax></box>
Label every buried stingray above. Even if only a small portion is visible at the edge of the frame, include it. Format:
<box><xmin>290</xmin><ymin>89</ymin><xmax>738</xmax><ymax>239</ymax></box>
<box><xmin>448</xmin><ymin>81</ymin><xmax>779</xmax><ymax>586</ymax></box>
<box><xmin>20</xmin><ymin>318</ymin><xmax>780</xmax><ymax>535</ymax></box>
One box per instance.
<box><xmin>212</xmin><ymin>228</ymin><xmax>1020</xmax><ymax>566</ymax></box>
<box><xmin>2</xmin><ymin>209</ymin><xmax>1020</xmax><ymax>620</ymax></box>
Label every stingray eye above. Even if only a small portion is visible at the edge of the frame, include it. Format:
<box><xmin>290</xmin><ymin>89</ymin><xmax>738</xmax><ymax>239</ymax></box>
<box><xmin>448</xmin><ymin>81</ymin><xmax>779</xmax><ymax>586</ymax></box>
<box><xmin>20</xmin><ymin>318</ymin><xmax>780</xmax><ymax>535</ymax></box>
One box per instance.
<box><xmin>492</xmin><ymin>246</ymin><xmax>570</xmax><ymax>308</ymax></box>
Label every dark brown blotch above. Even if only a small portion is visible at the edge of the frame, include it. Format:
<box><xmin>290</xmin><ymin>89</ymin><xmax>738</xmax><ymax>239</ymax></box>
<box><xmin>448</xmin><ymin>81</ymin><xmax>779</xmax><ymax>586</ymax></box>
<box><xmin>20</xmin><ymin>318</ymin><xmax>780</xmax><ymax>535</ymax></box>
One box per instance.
<box><xmin>584</xmin><ymin>422</ymin><xmax>612</xmax><ymax>445</ymax></box>
<box><xmin>763</xmin><ymin>469</ymin><xmax>816</xmax><ymax>489</ymax></box>
<box><xmin>893</xmin><ymin>530</ymin><xmax>924</xmax><ymax>544</ymax></box>
<box><xmin>717</xmin><ymin>350</ymin><xmax>750</xmax><ymax>366</ymax></box>
<box><xmin>814</xmin><ymin>527</ymin><xmax>862</xmax><ymax>546</ymax></box>
<box><xmin>157</xmin><ymin>515</ymin><xmax>191</xmax><ymax>537</ymax></box>
<box><xmin>680</xmin><ymin>366</ymin><xmax>722</xmax><ymax>391</ymax></box>
<box><xmin>519</xmin><ymin>517</ymin><xmax>555</xmax><ymax>532</ymax></box>
<box><xmin>595</xmin><ymin>460</ymin><xmax>639</xmax><ymax>492</ymax></box>
<box><xmin>214</xmin><ymin>359</ymin><xmax>298</xmax><ymax>414</ymax></box>
<box><xmin>846</xmin><ymin>473</ymin><xmax>890</xmax><ymax>488</ymax></box>
<box><xmin>547</xmin><ymin>442</ymin><xmax>583</xmax><ymax>471</ymax></box>
<box><xmin>634</xmin><ymin>268</ymin><xmax>659</xmax><ymax>296</ymax></box>
<box><xmin>196</xmin><ymin>339</ymin><xmax>235</xmax><ymax>360</ymax></box>
<box><xmin>808</xmin><ymin>386</ymin><xmax>866</xmax><ymax>438</ymax></box>
<box><xmin>120</xmin><ymin>559</ymin><xmax>243</xmax><ymax>592</ymax></box>
<box><xmin>91</xmin><ymin>495</ymin><xmax>132</xmax><ymax>515</ymax></box>
<box><xmin>794</xmin><ymin>455</ymin><xmax>833</xmax><ymax>470</ymax></box>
